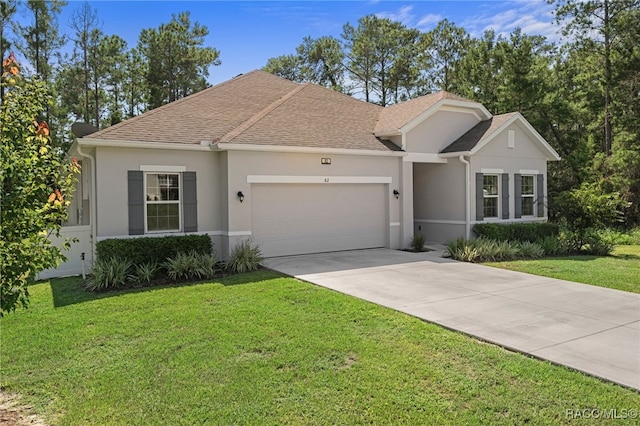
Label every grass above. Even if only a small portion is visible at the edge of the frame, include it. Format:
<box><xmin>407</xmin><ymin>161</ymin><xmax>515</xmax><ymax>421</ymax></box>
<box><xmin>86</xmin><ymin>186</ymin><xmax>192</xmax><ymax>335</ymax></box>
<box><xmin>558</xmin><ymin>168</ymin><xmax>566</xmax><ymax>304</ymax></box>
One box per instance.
<box><xmin>485</xmin><ymin>245</ymin><xmax>640</xmax><ymax>293</ymax></box>
<box><xmin>1</xmin><ymin>272</ymin><xmax>639</xmax><ymax>425</ymax></box>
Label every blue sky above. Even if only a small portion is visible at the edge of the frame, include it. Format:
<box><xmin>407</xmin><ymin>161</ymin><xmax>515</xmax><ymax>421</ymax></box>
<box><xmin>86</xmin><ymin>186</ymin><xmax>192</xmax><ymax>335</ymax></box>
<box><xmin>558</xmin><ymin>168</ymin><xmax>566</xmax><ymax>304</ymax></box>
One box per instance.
<box><xmin>12</xmin><ymin>1</ymin><xmax>561</xmax><ymax>85</ymax></box>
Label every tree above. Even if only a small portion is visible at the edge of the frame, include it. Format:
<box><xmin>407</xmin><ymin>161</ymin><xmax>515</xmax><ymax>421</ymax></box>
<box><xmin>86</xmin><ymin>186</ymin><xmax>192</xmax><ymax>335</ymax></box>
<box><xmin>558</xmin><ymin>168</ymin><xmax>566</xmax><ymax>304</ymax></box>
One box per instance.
<box><xmin>342</xmin><ymin>15</ymin><xmax>420</xmax><ymax>106</ymax></box>
<box><xmin>0</xmin><ymin>53</ymin><xmax>80</xmax><ymax>315</ymax></box>
<box><xmin>14</xmin><ymin>0</ymin><xmax>66</xmax><ymax>81</ymax></box>
<box><xmin>0</xmin><ymin>0</ymin><xmax>17</xmax><ymax>102</ymax></box>
<box><xmin>263</xmin><ymin>36</ymin><xmax>346</xmax><ymax>92</ymax></box>
<box><xmin>552</xmin><ymin>0</ymin><xmax>640</xmax><ymax>157</ymax></box>
<box><xmin>420</xmin><ymin>19</ymin><xmax>470</xmax><ymax>92</ymax></box>
<box><xmin>138</xmin><ymin>11</ymin><xmax>220</xmax><ymax>109</ymax></box>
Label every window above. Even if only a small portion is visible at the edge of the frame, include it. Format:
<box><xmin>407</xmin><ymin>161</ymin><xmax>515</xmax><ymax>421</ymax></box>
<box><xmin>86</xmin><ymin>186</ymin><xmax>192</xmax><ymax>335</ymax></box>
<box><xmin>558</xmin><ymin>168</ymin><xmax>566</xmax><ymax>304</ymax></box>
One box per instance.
<box><xmin>145</xmin><ymin>173</ymin><xmax>180</xmax><ymax>231</ymax></box>
<box><xmin>521</xmin><ymin>175</ymin><xmax>535</xmax><ymax>216</ymax></box>
<box><xmin>483</xmin><ymin>175</ymin><xmax>499</xmax><ymax>218</ymax></box>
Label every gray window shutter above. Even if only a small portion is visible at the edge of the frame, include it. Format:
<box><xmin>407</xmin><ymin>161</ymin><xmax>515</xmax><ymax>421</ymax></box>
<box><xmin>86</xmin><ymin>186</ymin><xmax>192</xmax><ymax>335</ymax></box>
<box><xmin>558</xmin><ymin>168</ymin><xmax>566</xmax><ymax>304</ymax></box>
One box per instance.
<box><xmin>183</xmin><ymin>171</ymin><xmax>198</xmax><ymax>232</ymax></box>
<box><xmin>501</xmin><ymin>173</ymin><xmax>509</xmax><ymax>219</ymax></box>
<box><xmin>128</xmin><ymin>170</ymin><xmax>144</xmax><ymax>235</ymax></box>
<box><xmin>475</xmin><ymin>173</ymin><xmax>484</xmax><ymax>221</ymax></box>
<box><xmin>514</xmin><ymin>173</ymin><xmax>522</xmax><ymax>219</ymax></box>
<box><xmin>537</xmin><ymin>174</ymin><xmax>545</xmax><ymax>217</ymax></box>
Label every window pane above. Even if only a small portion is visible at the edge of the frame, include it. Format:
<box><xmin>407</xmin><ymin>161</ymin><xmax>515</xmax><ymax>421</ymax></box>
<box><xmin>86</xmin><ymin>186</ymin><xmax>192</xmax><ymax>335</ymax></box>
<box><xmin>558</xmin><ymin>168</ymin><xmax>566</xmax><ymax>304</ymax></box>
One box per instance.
<box><xmin>147</xmin><ymin>201</ymin><xmax>179</xmax><ymax>231</ymax></box>
<box><xmin>146</xmin><ymin>174</ymin><xmax>160</xmax><ymax>201</ymax></box>
<box><xmin>522</xmin><ymin>175</ymin><xmax>534</xmax><ymax>195</ymax></box>
<box><xmin>483</xmin><ymin>175</ymin><xmax>498</xmax><ymax>196</ymax></box>
<box><xmin>484</xmin><ymin>198</ymin><xmax>498</xmax><ymax>218</ymax></box>
<box><xmin>522</xmin><ymin>197</ymin><xmax>534</xmax><ymax>216</ymax></box>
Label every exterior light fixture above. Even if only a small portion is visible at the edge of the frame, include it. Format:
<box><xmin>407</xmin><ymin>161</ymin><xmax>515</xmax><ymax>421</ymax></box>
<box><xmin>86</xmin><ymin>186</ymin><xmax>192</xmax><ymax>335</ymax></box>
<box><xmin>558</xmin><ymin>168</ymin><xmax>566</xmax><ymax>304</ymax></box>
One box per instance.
<box><xmin>321</xmin><ymin>158</ymin><xmax>332</xmax><ymax>165</ymax></box>
<box><xmin>393</xmin><ymin>189</ymin><xmax>400</xmax><ymax>199</ymax></box>
<box><xmin>237</xmin><ymin>191</ymin><xmax>245</xmax><ymax>202</ymax></box>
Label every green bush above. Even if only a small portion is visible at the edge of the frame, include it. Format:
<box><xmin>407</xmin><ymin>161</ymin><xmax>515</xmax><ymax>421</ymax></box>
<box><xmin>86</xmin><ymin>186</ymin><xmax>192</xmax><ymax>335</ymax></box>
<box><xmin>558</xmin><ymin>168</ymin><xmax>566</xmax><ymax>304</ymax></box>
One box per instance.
<box><xmin>227</xmin><ymin>240</ymin><xmax>263</xmax><ymax>274</ymax></box>
<box><xmin>96</xmin><ymin>235</ymin><xmax>212</xmax><ymax>266</ymax></box>
<box><xmin>472</xmin><ymin>222</ymin><xmax>559</xmax><ymax>243</ymax></box>
<box><xmin>86</xmin><ymin>258</ymin><xmax>132</xmax><ymax>292</ymax></box>
<box><xmin>164</xmin><ymin>251</ymin><xmax>218</xmax><ymax>281</ymax></box>
<box><xmin>411</xmin><ymin>234</ymin><xmax>426</xmax><ymax>252</ymax></box>
<box><xmin>597</xmin><ymin>228</ymin><xmax>640</xmax><ymax>245</ymax></box>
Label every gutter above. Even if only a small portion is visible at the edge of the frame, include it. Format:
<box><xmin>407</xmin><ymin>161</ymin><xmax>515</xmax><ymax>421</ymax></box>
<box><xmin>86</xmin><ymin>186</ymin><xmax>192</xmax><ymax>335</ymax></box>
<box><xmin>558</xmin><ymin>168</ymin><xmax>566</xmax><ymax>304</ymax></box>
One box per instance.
<box><xmin>458</xmin><ymin>155</ymin><xmax>471</xmax><ymax>239</ymax></box>
<box><xmin>75</xmin><ymin>142</ymin><xmax>97</xmax><ymax>262</ymax></box>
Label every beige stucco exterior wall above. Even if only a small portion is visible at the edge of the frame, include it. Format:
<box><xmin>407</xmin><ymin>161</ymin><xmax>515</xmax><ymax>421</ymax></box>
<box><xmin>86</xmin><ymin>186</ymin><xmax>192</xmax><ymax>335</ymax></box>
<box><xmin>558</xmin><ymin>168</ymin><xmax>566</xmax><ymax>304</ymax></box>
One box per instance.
<box><xmin>470</xmin><ymin>122</ymin><xmax>550</xmax><ymax>224</ymax></box>
<box><xmin>406</xmin><ymin>110</ymin><xmax>480</xmax><ymax>153</ymax></box>
<box><xmin>413</xmin><ymin>161</ymin><xmax>466</xmax><ymax>242</ymax></box>
<box><xmin>223</xmin><ymin>149</ymin><xmax>404</xmax><ymax>254</ymax></box>
<box><xmin>93</xmin><ymin>146</ymin><xmax>223</xmax><ymax>249</ymax></box>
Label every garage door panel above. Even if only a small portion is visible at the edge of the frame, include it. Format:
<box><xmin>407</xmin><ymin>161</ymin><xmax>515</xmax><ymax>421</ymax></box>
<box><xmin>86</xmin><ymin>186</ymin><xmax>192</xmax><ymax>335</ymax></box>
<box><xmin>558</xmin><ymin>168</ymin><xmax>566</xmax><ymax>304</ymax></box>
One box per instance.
<box><xmin>252</xmin><ymin>183</ymin><xmax>386</xmax><ymax>257</ymax></box>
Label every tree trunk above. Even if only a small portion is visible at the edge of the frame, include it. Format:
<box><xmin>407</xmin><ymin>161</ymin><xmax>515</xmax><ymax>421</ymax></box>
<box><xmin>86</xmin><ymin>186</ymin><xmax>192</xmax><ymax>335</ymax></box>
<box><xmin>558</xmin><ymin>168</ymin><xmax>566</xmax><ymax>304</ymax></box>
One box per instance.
<box><xmin>603</xmin><ymin>0</ymin><xmax>612</xmax><ymax>157</ymax></box>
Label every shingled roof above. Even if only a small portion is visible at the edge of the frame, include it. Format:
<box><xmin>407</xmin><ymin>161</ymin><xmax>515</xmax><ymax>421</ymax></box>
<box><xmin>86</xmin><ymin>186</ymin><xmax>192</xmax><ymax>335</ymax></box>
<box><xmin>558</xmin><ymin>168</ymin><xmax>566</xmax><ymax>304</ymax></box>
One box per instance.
<box><xmin>84</xmin><ymin>70</ymin><xmax>491</xmax><ymax>153</ymax></box>
<box><xmin>440</xmin><ymin>113</ymin><xmax>517</xmax><ymax>154</ymax></box>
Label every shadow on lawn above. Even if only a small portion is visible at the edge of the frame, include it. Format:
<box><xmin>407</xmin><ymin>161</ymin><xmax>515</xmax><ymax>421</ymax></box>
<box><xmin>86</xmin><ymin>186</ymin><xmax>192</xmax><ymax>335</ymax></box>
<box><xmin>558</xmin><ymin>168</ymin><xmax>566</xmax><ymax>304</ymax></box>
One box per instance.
<box><xmin>49</xmin><ymin>269</ymin><xmax>283</xmax><ymax>308</ymax></box>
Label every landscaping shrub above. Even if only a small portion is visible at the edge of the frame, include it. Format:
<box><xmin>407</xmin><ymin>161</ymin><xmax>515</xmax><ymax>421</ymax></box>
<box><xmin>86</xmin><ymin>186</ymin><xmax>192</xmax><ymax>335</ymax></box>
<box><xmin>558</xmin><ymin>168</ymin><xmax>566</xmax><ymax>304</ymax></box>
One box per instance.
<box><xmin>410</xmin><ymin>234</ymin><xmax>426</xmax><ymax>252</ymax></box>
<box><xmin>227</xmin><ymin>240</ymin><xmax>263</xmax><ymax>274</ymax></box>
<box><xmin>130</xmin><ymin>261</ymin><xmax>158</xmax><ymax>284</ymax></box>
<box><xmin>472</xmin><ymin>222</ymin><xmax>559</xmax><ymax>243</ymax></box>
<box><xmin>597</xmin><ymin>228</ymin><xmax>640</xmax><ymax>245</ymax></box>
<box><xmin>517</xmin><ymin>241</ymin><xmax>544</xmax><ymax>259</ymax></box>
<box><xmin>96</xmin><ymin>235</ymin><xmax>212</xmax><ymax>265</ymax></box>
<box><xmin>164</xmin><ymin>251</ymin><xmax>218</xmax><ymax>281</ymax></box>
<box><xmin>86</xmin><ymin>258</ymin><xmax>132</xmax><ymax>292</ymax></box>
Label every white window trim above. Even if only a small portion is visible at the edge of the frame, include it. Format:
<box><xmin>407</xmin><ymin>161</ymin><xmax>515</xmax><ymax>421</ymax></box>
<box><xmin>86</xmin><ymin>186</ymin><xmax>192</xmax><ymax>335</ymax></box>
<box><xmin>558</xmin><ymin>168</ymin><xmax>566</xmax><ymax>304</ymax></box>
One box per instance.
<box><xmin>521</xmin><ymin>174</ymin><xmax>536</xmax><ymax>217</ymax></box>
<box><xmin>140</xmin><ymin>165</ymin><xmax>186</xmax><ymax>173</ymax></box>
<box><xmin>144</xmin><ymin>172</ymin><xmax>182</xmax><ymax>233</ymax></box>
<box><xmin>483</xmin><ymin>174</ymin><xmax>500</xmax><ymax>220</ymax></box>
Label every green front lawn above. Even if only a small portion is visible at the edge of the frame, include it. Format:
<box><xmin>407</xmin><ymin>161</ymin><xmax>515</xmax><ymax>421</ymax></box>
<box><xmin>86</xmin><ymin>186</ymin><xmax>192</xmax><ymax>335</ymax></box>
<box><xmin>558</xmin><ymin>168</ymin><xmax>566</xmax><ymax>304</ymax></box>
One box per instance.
<box><xmin>2</xmin><ymin>272</ymin><xmax>638</xmax><ymax>425</ymax></box>
<box><xmin>485</xmin><ymin>245</ymin><xmax>640</xmax><ymax>293</ymax></box>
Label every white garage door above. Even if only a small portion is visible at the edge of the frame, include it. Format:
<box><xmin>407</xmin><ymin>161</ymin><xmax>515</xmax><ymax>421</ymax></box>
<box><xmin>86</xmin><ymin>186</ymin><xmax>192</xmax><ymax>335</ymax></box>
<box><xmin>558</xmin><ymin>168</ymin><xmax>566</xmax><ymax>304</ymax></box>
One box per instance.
<box><xmin>252</xmin><ymin>183</ymin><xmax>386</xmax><ymax>257</ymax></box>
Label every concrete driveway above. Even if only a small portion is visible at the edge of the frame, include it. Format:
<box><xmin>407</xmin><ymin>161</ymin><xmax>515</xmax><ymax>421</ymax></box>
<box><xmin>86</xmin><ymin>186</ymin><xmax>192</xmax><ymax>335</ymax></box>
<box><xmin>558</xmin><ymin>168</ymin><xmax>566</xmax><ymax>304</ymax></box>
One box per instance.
<box><xmin>263</xmin><ymin>248</ymin><xmax>640</xmax><ymax>390</ymax></box>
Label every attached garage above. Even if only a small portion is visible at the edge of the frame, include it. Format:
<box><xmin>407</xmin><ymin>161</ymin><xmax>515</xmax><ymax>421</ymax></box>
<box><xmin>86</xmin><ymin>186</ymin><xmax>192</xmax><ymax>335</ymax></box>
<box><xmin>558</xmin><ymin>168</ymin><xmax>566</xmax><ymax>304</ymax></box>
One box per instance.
<box><xmin>251</xmin><ymin>182</ymin><xmax>388</xmax><ymax>257</ymax></box>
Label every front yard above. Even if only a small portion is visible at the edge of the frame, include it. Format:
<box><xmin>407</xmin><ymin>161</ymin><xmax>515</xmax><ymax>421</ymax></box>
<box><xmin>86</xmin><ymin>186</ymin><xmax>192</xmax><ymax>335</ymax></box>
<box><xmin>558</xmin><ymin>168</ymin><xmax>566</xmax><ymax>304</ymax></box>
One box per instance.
<box><xmin>1</xmin><ymin>271</ymin><xmax>639</xmax><ymax>425</ymax></box>
<box><xmin>485</xmin><ymin>245</ymin><xmax>640</xmax><ymax>293</ymax></box>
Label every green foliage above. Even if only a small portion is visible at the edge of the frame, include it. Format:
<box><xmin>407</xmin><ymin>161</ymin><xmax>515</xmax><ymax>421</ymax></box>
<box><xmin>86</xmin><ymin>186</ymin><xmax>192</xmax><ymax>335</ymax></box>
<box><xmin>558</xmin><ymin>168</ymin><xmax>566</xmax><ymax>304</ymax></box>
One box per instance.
<box><xmin>95</xmin><ymin>234</ymin><xmax>212</xmax><ymax>266</ymax></box>
<box><xmin>138</xmin><ymin>11</ymin><xmax>221</xmax><ymax>109</ymax></box>
<box><xmin>85</xmin><ymin>257</ymin><xmax>132</xmax><ymax>292</ymax></box>
<box><xmin>551</xmin><ymin>182</ymin><xmax>625</xmax><ymax>250</ymax></box>
<box><xmin>472</xmin><ymin>222</ymin><xmax>559</xmax><ymax>243</ymax></box>
<box><xmin>597</xmin><ymin>228</ymin><xmax>640</xmax><ymax>245</ymax></box>
<box><xmin>446</xmin><ymin>238</ymin><xmax>551</xmax><ymax>262</ymax></box>
<box><xmin>227</xmin><ymin>240</ymin><xmax>263</xmax><ymax>274</ymax></box>
<box><xmin>0</xmin><ymin>55</ymin><xmax>80</xmax><ymax>315</ymax></box>
<box><xmin>164</xmin><ymin>251</ymin><xmax>218</xmax><ymax>281</ymax></box>
<box><xmin>130</xmin><ymin>261</ymin><xmax>158</xmax><ymax>284</ymax></box>
<box><xmin>410</xmin><ymin>234</ymin><xmax>426</xmax><ymax>252</ymax></box>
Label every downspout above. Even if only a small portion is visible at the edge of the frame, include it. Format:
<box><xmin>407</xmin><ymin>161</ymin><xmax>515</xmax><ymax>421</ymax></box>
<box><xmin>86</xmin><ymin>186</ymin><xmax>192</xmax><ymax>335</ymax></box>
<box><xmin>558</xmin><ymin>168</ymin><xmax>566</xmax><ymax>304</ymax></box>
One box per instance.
<box><xmin>458</xmin><ymin>155</ymin><xmax>471</xmax><ymax>239</ymax></box>
<box><xmin>76</xmin><ymin>142</ymin><xmax>97</xmax><ymax>262</ymax></box>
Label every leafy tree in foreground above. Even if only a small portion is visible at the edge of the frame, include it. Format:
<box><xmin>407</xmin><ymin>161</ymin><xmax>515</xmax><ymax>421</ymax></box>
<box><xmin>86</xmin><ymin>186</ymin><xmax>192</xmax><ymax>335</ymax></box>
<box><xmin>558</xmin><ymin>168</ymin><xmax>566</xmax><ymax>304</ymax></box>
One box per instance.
<box><xmin>0</xmin><ymin>53</ymin><xmax>80</xmax><ymax>315</ymax></box>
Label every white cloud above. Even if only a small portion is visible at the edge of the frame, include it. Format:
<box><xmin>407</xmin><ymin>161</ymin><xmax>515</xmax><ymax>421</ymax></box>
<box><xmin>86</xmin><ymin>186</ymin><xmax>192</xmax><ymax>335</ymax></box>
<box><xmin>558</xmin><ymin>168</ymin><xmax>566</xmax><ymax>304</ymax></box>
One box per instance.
<box><xmin>462</xmin><ymin>1</ymin><xmax>564</xmax><ymax>43</ymax></box>
<box><xmin>376</xmin><ymin>5</ymin><xmax>415</xmax><ymax>27</ymax></box>
<box><xmin>417</xmin><ymin>13</ymin><xmax>444</xmax><ymax>30</ymax></box>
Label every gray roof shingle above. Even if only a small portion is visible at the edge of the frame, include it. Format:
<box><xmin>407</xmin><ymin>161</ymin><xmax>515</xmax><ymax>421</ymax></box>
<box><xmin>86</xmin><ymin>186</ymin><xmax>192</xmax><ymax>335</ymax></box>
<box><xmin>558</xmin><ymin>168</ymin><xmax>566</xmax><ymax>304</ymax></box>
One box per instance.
<box><xmin>440</xmin><ymin>113</ymin><xmax>516</xmax><ymax>154</ymax></box>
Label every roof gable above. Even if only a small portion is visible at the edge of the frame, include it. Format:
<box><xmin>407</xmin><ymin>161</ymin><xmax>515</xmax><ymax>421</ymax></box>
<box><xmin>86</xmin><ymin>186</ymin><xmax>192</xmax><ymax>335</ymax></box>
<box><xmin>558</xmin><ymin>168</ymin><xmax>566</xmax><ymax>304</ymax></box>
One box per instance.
<box><xmin>441</xmin><ymin>112</ymin><xmax>561</xmax><ymax>161</ymax></box>
<box><xmin>374</xmin><ymin>91</ymin><xmax>490</xmax><ymax>136</ymax></box>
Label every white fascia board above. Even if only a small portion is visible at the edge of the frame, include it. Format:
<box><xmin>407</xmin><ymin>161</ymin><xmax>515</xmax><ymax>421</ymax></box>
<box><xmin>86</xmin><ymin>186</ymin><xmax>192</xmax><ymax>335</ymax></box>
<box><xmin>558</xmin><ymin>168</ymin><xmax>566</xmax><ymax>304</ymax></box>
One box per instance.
<box><xmin>140</xmin><ymin>165</ymin><xmax>186</xmax><ymax>172</ymax></box>
<box><xmin>247</xmin><ymin>175</ymin><xmax>393</xmax><ymax>184</ymax></box>
<box><xmin>215</xmin><ymin>143</ymin><xmax>405</xmax><ymax>157</ymax></box>
<box><xmin>438</xmin><ymin>151</ymin><xmax>471</xmax><ymax>158</ymax></box>
<box><xmin>79</xmin><ymin>138</ymin><xmax>214</xmax><ymax>151</ymax></box>
<box><xmin>403</xmin><ymin>153</ymin><xmax>448</xmax><ymax>163</ymax></box>
<box><xmin>469</xmin><ymin>113</ymin><xmax>561</xmax><ymax>161</ymax></box>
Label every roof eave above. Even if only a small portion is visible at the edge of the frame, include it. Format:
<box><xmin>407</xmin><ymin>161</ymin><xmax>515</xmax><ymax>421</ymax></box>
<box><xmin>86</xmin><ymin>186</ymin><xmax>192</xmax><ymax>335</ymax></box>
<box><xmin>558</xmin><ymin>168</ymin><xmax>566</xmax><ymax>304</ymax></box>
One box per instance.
<box><xmin>79</xmin><ymin>137</ymin><xmax>215</xmax><ymax>151</ymax></box>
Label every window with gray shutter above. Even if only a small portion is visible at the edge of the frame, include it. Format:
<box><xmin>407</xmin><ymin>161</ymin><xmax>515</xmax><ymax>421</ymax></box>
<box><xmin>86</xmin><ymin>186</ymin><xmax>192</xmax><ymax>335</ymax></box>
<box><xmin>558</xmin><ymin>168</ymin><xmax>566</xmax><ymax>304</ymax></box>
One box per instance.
<box><xmin>514</xmin><ymin>173</ymin><xmax>522</xmax><ymax>218</ymax></box>
<box><xmin>128</xmin><ymin>170</ymin><xmax>145</xmax><ymax>235</ymax></box>
<box><xmin>475</xmin><ymin>173</ymin><xmax>484</xmax><ymax>221</ymax></box>
<box><xmin>183</xmin><ymin>171</ymin><xmax>198</xmax><ymax>232</ymax></box>
<box><xmin>501</xmin><ymin>173</ymin><xmax>509</xmax><ymax>219</ymax></box>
